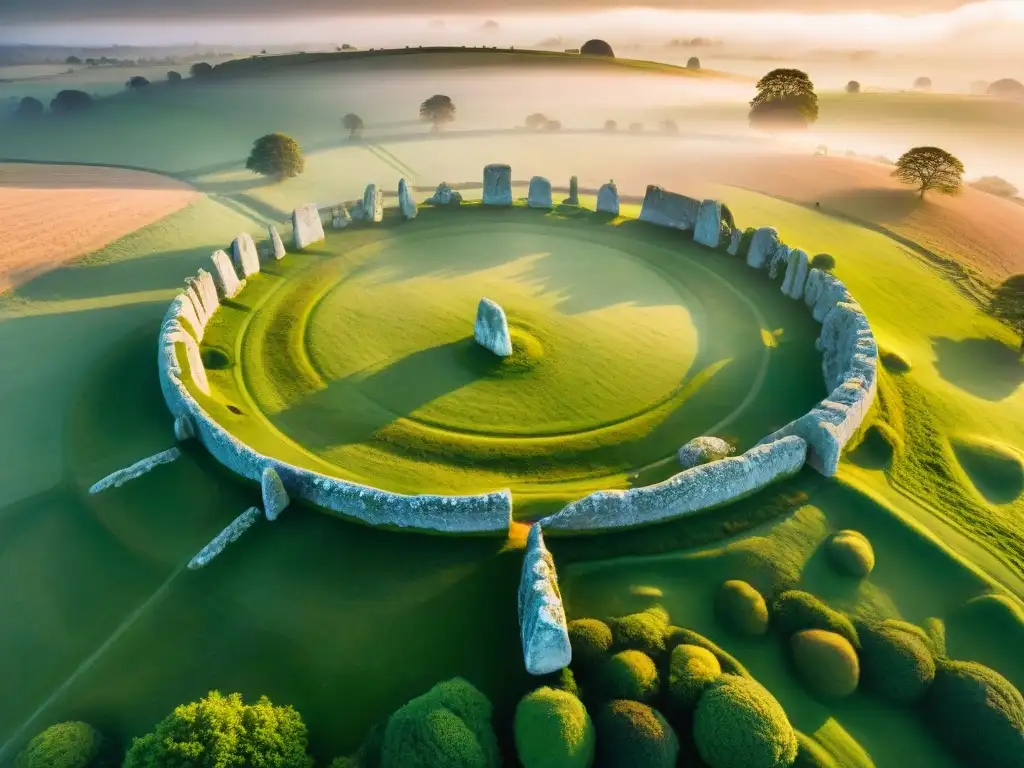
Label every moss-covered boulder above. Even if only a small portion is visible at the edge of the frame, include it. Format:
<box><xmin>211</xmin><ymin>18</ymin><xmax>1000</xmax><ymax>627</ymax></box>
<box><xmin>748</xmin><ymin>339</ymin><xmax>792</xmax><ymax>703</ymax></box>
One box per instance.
<box><xmin>664</xmin><ymin>626</ymin><xmax>749</xmax><ymax>678</ymax></box>
<box><xmin>825</xmin><ymin>531</ymin><xmax>875</xmax><ymax>578</ymax></box>
<box><xmin>514</xmin><ymin>687</ymin><xmax>595</xmax><ymax>768</ymax></box>
<box><xmin>925</xmin><ymin>659</ymin><xmax>1024</xmax><ymax>768</ymax></box>
<box><xmin>857</xmin><ymin>619</ymin><xmax>936</xmax><ymax>703</ymax></box>
<box><xmin>772</xmin><ymin>591</ymin><xmax>859</xmax><ymax>648</ymax></box>
<box><xmin>594</xmin><ymin>700</ymin><xmax>678</xmax><ymax>768</ymax></box>
<box><xmin>668</xmin><ymin>644</ymin><xmax>722</xmax><ymax>710</ymax></box>
<box><xmin>790</xmin><ymin>630</ymin><xmax>860</xmax><ymax>699</ymax></box>
<box><xmin>693</xmin><ymin>675</ymin><xmax>798</xmax><ymax>768</ymax></box>
<box><xmin>15</xmin><ymin>723</ymin><xmax>103</xmax><ymax>768</ymax></box>
<box><xmin>716</xmin><ymin>580</ymin><xmax>770</xmax><ymax>637</ymax></box>
<box><xmin>567</xmin><ymin>619</ymin><xmax>613</xmax><ymax>668</ymax></box>
<box><xmin>609</xmin><ymin>607</ymin><xmax>669</xmax><ymax>658</ymax></box>
<box><xmin>594</xmin><ymin>650</ymin><xmax>660</xmax><ymax>703</ymax></box>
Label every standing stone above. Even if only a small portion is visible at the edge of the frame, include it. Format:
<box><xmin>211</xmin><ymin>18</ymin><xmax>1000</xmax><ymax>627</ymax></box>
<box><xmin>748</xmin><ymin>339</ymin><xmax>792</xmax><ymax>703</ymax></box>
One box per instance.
<box><xmin>210</xmin><ymin>249</ymin><xmax>244</xmax><ymax>298</ymax></box>
<box><xmin>183</xmin><ymin>283</ymin><xmax>208</xmax><ymax>337</ymax></box>
<box><xmin>528</xmin><ymin>176</ymin><xmax>553</xmax><ymax>209</ymax></box>
<box><xmin>639</xmin><ymin>185</ymin><xmax>701</xmax><ymax>230</ymax></box>
<box><xmin>363</xmin><ymin>183</ymin><xmax>384</xmax><ymax>223</ymax></box>
<box><xmin>427</xmin><ymin>181</ymin><xmax>462</xmax><ymax>205</ymax></box>
<box><xmin>781</xmin><ymin>249</ymin><xmax>810</xmax><ymax>299</ymax></box>
<box><xmin>564</xmin><ymin>175</ymin><xmax>579</xmax><ymax>205</ymax></box>
<box><xmin>262</xmin><ymin>467</ymin><xmax>290</xmax><ymax>521</ymax></box>
<box><xmin>332</xmin><ymin>206</ymin><xmax>352</xmax><ymax>229</ymax></box>
<box><xmin>174</xmin><ymin>412</ymin><xmax>196</xmax><ymax>442</ymax></box>
<box><xmin>268</xmin><ymin>224</ymin><xmax>286</xmax><ymax>259</ymax></box>
<box><xmin>483</xmin><ymin>164</ymin><xmax>513</xmax><ymax>206</ymax></box>
<box><xmin>694</xmin><ymin>199</ymin><xmax>723</xmax><ymax>247</ymax></box>
<box><xmin>232</xmin><ymin>233</ymin><xmax>260</xmax><ymax>279</ymax></box>
<box><xmin>747</xmin><ymin>227</ymin><xmax>780</xmax><ymax>270</ymax></box>
<box><xmin>292</xmin><ymin>204</ymin><xmax>325</xmax><ymax>250</ymax></box>
<box><xmin>398</xmin><ymin>178</ymin><xmax>418</xmax><ymax>220</ymax></box>
<box><xmin>349</xmin><ymin>200</ymin><xmax>366</xmax><ymax>221</ymax></box>
<box><xmin>769</xmin><ymin>243</ymin><xmax>791</xmax><ymax>279</ymax></box>
<box><xmin>474</xmin><ymin>298</ymin><xmax>513</xmax><ymax>357</ymax></box>
<box><xmin>596</xmin><ymin>181</ymin><xmax>619</xmax><ymax>215</ymax></box>
<box><xmin>518</xmin><ymin>525</ymin><xmax>572</xmax><ymax>675</ymax></box>
<box><xmin>726</xmin><ymin>228</ymin><xmax>742</xmax><ymax>256</ymax></box>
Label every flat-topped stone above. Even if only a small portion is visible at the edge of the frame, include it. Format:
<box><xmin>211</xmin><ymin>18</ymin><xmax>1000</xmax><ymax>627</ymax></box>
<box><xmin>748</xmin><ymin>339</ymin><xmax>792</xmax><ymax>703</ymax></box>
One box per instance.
<box><xmin>518</xmin><ymin>525</ymin><xmax>572</xmax><ymax>675</ymax></box>
<box><xmin>694</xmin><ymin>199</ymin><xmax>723</xmax><ymax>247</ymax></box>
<box><xmin>639</xmin><ymin>185</ymin><xmax>701</xmax><ymax>230</ymax></box>
<box><xmin>232</xmin><ymin>232</ymin><xmax>260</xmax><ymax>279</ymax></box>
<box><xmin>474</xmin><ymin>297</ymin><xmax>513</xmax><ymax>357</ymax></box>
<box><xmin>292</xmin><ymin>204</ymin><xmax>325</xmax><ymax>250</ymax></box>
<box><xmin>597</xmin><ymin>181</ymin><xmax>619</xmax><ymax>215</ymax></box>
<box><xmin>398</xmin><ymin>178</ymin><xmax>417</xmax><ymax>220</ymax></box>
<box><xmin>483</xmin><ymin>164</ymin><xmax>512</xmax><ymax>206</ymax></box>
<box><xmin>528</xmin><ymin>176</ymin><xmax>553</xmax><ymax>208</ymax></box>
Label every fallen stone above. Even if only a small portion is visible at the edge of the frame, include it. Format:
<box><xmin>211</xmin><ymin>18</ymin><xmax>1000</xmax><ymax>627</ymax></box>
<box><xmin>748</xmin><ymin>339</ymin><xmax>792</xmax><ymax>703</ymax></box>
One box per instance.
<box><xmin>528</xmin><ymin>176</ymin><xmax>553</xmax><ymax>208</ymax></box>
<box><xmin>769</xmin><ymin>243</ymin><xmax>791</xmax><ymax>280</ymax></box>
<box><xmin>518</xmin><ymin>525</ymin><xmax>572</xmax><ymax>675</ymax></box>
<box><xmin>597</xmin><ymin>181</ymin><xmax>620</xmax><ymax>215</ymax></box>
<box><xmin>694</xmin><ymin>199</ymin><xmax>723</xmax><ymax>247</ymax></box>
<box><xmin>363</xmin><ymin>183</ymin><xmax>384</xmax><ymax>223</ymax></box>
<box><xmin>89</xmin><ymin>447</ymin><xmax>182</xmax><ymax>494</ymax></box>
<box><xmin>398</xmin><ymin>178</ymin><xmax>417</xmax><ymax>219</ymax></box>
<box><xmin>292</xmin><ymin>204</ymin><xmax>325</xmax><ymax>250</ymax></box>
<box><xmin>332</xmin><ymin>206</ymin><xmax>352</xmax><ymax>229</ymax></box>
<box><xmin>269</xmin><ymin>224</ymin><xmax>286</xmax><ymax>259</ymax></box>
<box><xmin>564</xmin><ymin>175</ymin><xmax>579</xmax><ymax>205</ymax></box>
<box><xmin>781</xmin><ymin>249</ymin><xmax>810</xmax><ymax>299</ymax></box>
<box><xmin>726</xmin><ymin>228</ymin><xmax>742</xmax><ymax>256</ymax></box>
<box><xmin>483</xmin><ymin>164</ymin><xmax>513</xmax><ymax>206</ymax></box>
<box><xmin>747</xmin><ymin>227</ymin><xmax>780</xmax><ymax>270</ymax></box>
<box><xmin>188</xmin><ymin>506</ymin><xmax>261</xmax><ymax>569</ymax></box>
<box><xmin>232</xmin><ymin>232</ymin><xmax>260</xmax><ymax>279</ymax></box>
<box><xmin>678</xmin><ymin>436</ymin><xmax>734</xmax><ymax>469</ymax></box>
<box><xmin>639</xmin><ymin>185</ymin><xmax>701</xmax><ymax>230</ymax></box>
<box><xmin>474</xmin><ymin>297</ymin><xmax>513</xmax><ymax>357</ymax></box>
<box><xmin>174</xmin><ymin>412</ymin><xmax>196</xmax><ymax>442</ymax></box>
<box><xmin>262</xmin><ymin>466</ymin><xmax>290</xmax><ymax>521</ymax></box>
<box><xmin>210</xmin><ymin>249</ymin><xmax>244</xmax><ymax>298</ymax></box>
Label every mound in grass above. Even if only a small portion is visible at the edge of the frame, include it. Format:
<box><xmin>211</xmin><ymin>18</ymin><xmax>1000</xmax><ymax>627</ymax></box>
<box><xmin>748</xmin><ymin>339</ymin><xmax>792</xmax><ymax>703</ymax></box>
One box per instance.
<box><xmin>925</xmin><ymin>659</ymin><xmax>1024</xmax><ymax>768</ymax></box>
<box><xmin>594</xmin><ymin>700</ymin><xmax>678</xmax><ymax>768</ymax></box>
<box><xmin>514</xmin><ymin>687</ymin><xmax>595</xmax><ymax>768</ymax></box>
<box><xmin>849</xmin><ymin>423</ymin><xmax>898</xmax><ymax>469</ymax></box>
<box><xmin>793</xmin><ymin>732</ymin><xmax>838</xmax><ymax>768</ymax></box>
<box><xmin>568</xmin><ymin>618</ymin><xmax>613</xmax><ymax>668</ymax></box>
<box><xmin>668</xmin><ymin>644</ymin><xmax>722</xmax><ymax>710</ymax></box>
<box><xmin>790</xmin><ymin>630</ymin><xmax>860</xmax><ymax>699</ymax></box>
<box><xmin>856</xmin><ymin>619</ymin><xmax>936</xmax><ymax>703</ymax></box>
<box><xmin>772</xmin><ymin>591</ymin><xmax>860</xmax><ymax>649</ymax></box>
<box><xmin>715</xmin><ymin>580</ymin><xmax>770</xmax><ymax>636</ymax></box>
<box><xmin>16</xmin><ymin>722</ymin><xmax>103</xmax><ymax>768</ymax></box>
<box><xmin>693</xmin><ymin>675</ymin><xmax>798</xmax><ymax>768</ymax></box>
<box><xmin>879</xmin><ymin>347</ymin><xmax>912</xmax><ymax>373</ymax></box>
<box><xmin>381</xmin><ymin>678</ymin><xmax>500</xmax><ymax>768</ymax></box>
<box><xmin>594</xmin><ymin>650</ymin><xmax>660</xmax><ymax>702</ymax></box>
<box><xmin>609</xmin><ymin>606</ymin><xmax>669</xmax><ymax>658</ymax></box>
<box><xmin>951</xmin><ymin>436</ymin><xmax>1024</xmax><ymax>504</ymax></box>
<box><xmin>664</xmin><ymin>626</ymin><xmax>750</xmax><ymax>678</ymax></box>
<box><xmin>824</xmin><ymin>531</ymin><xmax>875</xmax><ymax>578</ymax></box>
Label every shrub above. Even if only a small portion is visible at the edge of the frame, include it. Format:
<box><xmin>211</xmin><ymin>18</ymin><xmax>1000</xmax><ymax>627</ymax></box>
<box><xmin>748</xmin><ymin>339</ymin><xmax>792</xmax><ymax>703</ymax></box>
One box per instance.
<box><xmin>970</xmin><ymin>175</ymin><xmax>1020</xmax><ymax>198</ymax></box>
<box><xmin>126</xmin><ymin>76</ymin><xmax>150</xmax><ymax>89</ymax></box>
<box><xmin>525</xmin><ymin>112</ymin><xmax>548</xmax><ymax>130</ymax></box>
<box><xmin>50</xmin><ymin>89</ymin><xmax>92</xmax><ymax>113</ymax></box>
<box><xmin>514</xmin><ymin>687</ymin><xmax>595</xmax><ymax>768</ymax></box>
<box><xmin>925</xmin><ymin>659</ymin><xmax>1024</xmax><ymax>768</ymax></box>
<box><xmin>190</xmin><ymin>61</ymin><xmax>213</xmax><ymax>77</ymax></box>
<box><xmin>824</xmin><ymin>531</ymin><xmax>875</xmax><ymax>578</ymax></box>
<box><xmin>628</xmin><ymin>122</ymin><xmax>644</xmax><ymax>133</ymax></box>
<box><xmin>381</xmin><ymin>678</ymin><xmax>499</xmax><ymax>768</ymax></box>
<box><xmin>738</xmin><ymin>227</ymin><xmax>756</xmax><ymax>259</ymax></box>
<box><xmin>668</xmin><ymin>644</ymin><xmax>721</xmax><ymax>710</ymax></box>
<box><xmin>987</xmin><ymin>78</ymin><xmax>1024</xmax><ymax>99</ymax></box>
<box><xmin>913</xmin><ymin>76</ymin><xmax>932</xmax><ymax>91</ymax></box>
<box><xmin>664</xmin><ymin>626</ymin><xmax>749</xmax><ymax>678</ymax></box>
<box><xmin>659</xmin><ymin>119</ymin><xmax>678</xmax><ymax>134</ymax></box>
<box><xmin>123</xmin><ymin>691</ymin><xmax>313</xmax><ymax>767</ymax></box>
<box><xmin>790</xmin><ymin>630</ymin><xmax>860</xmax><ymax>699</ymax></box>
<box><xmin>609</xmin><ymin>607</ymin><xmax>668</xmax><ymax>657</ymax></box>
<box><xmin>15</xmin><ymin>722</ymin><xmax>102</xmax><ymax>768</ymax></box>
<box><xmin>568</xmin><ymin>618</ymin><xmax>613</xmax><ymax>668</ymax></box>
<box><xmin>536</xmin><ymin>666</ymin><xmax>580</xmax><ymax>698</ymax></box>
<box><xmin>15</xmin><ymin>96</ymin><xmax>44</xmax><ymax>118</ymax></box>
<box><xmin>594</xmin><ymin>700</ymin><xmax>678</xmax><ymax>768</ymax></box>
<box><xmin>545</xmin><ymin>120</ymin><xmax>562</xmax><ymax>131</ymax></box>
<box><xmin>845</xmin><ymin>81</ymin><xmax>861</xmax><ymax>94</ymax></box>
<box><xmin>594</xmin><ymin>650</ymin><xmax>660</xmax><ymax>702</ymax></box>
<box><xmin>687</xmin><ymin>56</ymin><xmax>701</xmax><ymax>70</ymax></box>
<box><xmin>694</xmin><ymin>675</ymin><xmax>798</xmax><ymax>768</ymax></box>
<box><xmin>716</xmin><ymin>580</ymin><xmax>770</xmax><ymax>636</ymax></box>
<box><xmin>167</xmin><ymin>70</ymin><xmax>182</xmax><ymax>82</ymax></box>
<box><xmin>772</xmin><ymin>590</ymin><xmax>859</xmax><ymax>648</ymax></box>
<box><xmin>246</xmin><ymin>132</ymin><xmax>305</xmax><ymax>179</ymax></box>
<box><xmin>603</xmin><ymin>119</ymin><xmax>617</xmax><ymax>131</ymax></box>
<box><xmin>856</xmin><ymin>619</ymin><xmax>936</xmax><ymax>703</ymax></box>
<box><xmin>810</xmin><ymin>253</ymin><xmax>835</xmax><ymax>271</ymax></box>
<box><xmin>580</xmin><ymin>39</ymin><xmax>615</xmax><ymax>57</ymax></box>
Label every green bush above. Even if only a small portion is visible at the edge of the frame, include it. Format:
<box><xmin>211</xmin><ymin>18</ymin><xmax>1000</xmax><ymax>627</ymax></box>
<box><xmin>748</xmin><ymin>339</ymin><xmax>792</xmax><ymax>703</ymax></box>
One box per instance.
<box><xmin>514</xmin><ymin>687</ymin><xmax>595</xmax><ymax>768</ymax></box>
<box><xmin>381</xmin><ymin>678</ymin><xmax>500</xmax><ymax>768</ymax></box>
<box><xmin>123</xmin><ymin>691</ymin><xmax>313</xmax><ymax>767</ymax></box>
<box><xmin>856</xmin><ymin>619</ymin><xmax>936</xmax><ymax>703</ymax></box>
<box><xmin>593</xmin><ymin>700</ymin><xmax>678</xmax><ymax>768</ymax></box>
<box><xmin>925</xmin><ymin>659</ymin><xmax>1024</xmax><ymax>768</ymax></box>
<box><xmin>693</xmin><ymin>675</ymin><xmax>798</xmax><ymax>768</ymax></box>
<box><xmin>594</xmin><ymin>650</ymin><xmax>660</xmax><ymax>702</ymax></box>
<box><xmin>245</xmin><ymin>132</ymin><xmax>305</xmax><ymax>179</ymax></box>
<box><xmin>825</xmin><ymin>531</ymin><xmax>875</xmax><ymax>578</ymax></box>
<box><xmin>716</xmin><ymin>580</ymin><xmax>770</xmax><ymax>636</ymax></box>
<box><xmin>568</xmin><ymin>619</ymin><xmax>613</xmax><ymax>668</ymax></box>
<box><xmin>15</xmin><ymin>722</ymin><xmax>102</xmax><ymax>768</ymax></box>
<box><xmin>810</xmin><ymin>254</ymin><xmax>836</xmax><ymax>271</ymax></box>
<box><xmin>668</xmin><ymin>644</ymin><xmax>722</xmax><ymax>710</ymax></box>
<box><xmin>772</xmin><ymin>591</ymin><xmax>859</xmax><ymax>649</ymax></box>
<box><xmin>738</xmin><ymin>227</ymin><xmax>756</xmax><ymax>259</ymax></box>
<box><xmin>537</xmin><ymin>666</ymin><xmax>580</xmax><ymax>698</ymax></box>
<box><xmin>609</xmin><ymin>607</ymin><xmax>669</xmax><ymax>658</ymax></box>
<box><xmin>790</xmin><ymin>630</ymin><xmax>860</xmax><ymax>699</ymax></box>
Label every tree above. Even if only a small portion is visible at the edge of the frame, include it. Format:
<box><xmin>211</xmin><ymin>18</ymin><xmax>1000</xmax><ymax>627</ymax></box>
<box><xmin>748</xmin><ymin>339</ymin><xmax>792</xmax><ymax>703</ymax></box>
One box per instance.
<box><xmin>660</xmin><ymin>119</ymin><xmax>679</xmax><ymax>134</ymax></box>
<box><xmin>15</xmin><ymin>722</ymin><xmax>103</xmax><ymax>768</ymax></box>
<box><xmin>123</xmin><ymin>691</ymin><xmax>313</xmax><ymax>768</ymax></box>
<box><xmin>342</xmin><ymin>112</ymin><xmax>364</xmax><ymax>138</ymax></box>
<box><xmin>970</xmin><ymin>79</ymin><xmax>990</xmax><ymax>95</ymax></box>
<box><xmin>246</xmin><ymin>132</ymin><xmax>306</xmax><ymax>179</ymax></box>
<box><xmin>419</xmin><ymin>94</ymin><xmax>456</xmax><ymax>130</ymax></box>
<box><xmin>50</xmin><ymin>90</ymin><xmax>92</xmax><ymax>114</ymax></box>
<box><xmin>581</xmin><ymin>39</ymin><xmax>615</xmax><ymax>57</ymax></box>
<box><xmin>525</xmin><ymin>112</ymin><xmax>548</xmax><ymax>130</ymax></box>
<box><xmin>14</xmin><ymin>96</ymin><xmax>44</xmax><ymax>118</ymax></box>
<box><xmin>749</xmin><ymin>68</ymin><xmax>819</xmax><ymax>130</ymax></box>
<box><xmin>544</xmin><ymin>119</ymin><xmax>562</xmax><ymax>131</ymax></box>
<box><xmin>913</xmin><ymin>76</ymin><xmax>932</xmax><ymax>91</ymax></box>
<box><xmin>126</xmin><ymin>76</ymin><xmax>150</xmax><ymax>89</ymax></box>
<box><xmin>990</xmin><ymin>275</ymin><xmax>1024</xmax><ymax>355</ymax></box>
<box><xmin>190</xmin><ymin>61</ymin><xmax>214</xmax><ymax>78</ymax></box>
<box><xmin>167</xmin><ymin>70</ymin><xmax>182</xmax><ymax>82</ymax></box>
<box><xmin>893</xmin><ymin>146</ymin><xmax>964</xmax><ymax>198</ymax></box>
<box><xmin>846</xmin><ymin>80</ymin><xmax>861</xmax><ymax>93</ymax></box>
<box><xmin>687</xmin><ymin>56</ymin><xmax>701</xmax><ymax>70</ymax></box>
<box><xmin>65</xmin><ymin>55</ymin><xmax>82</xmax><ymax>65</ymax></box>
<box><xmin>604</xmin><ymin>119</ymin><xmax>617</xmax><ymax>131</ymax></box>
<box><xmin>987</xmin><ymin>78</ymin><xmax>1024</xmax><ymax>99</ymax></box>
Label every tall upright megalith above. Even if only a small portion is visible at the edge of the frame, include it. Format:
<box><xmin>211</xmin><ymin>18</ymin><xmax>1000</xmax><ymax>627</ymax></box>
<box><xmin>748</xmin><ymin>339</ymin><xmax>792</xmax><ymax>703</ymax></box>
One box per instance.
<box><xmin>268</xmin><ymin>224</ymin><xmax>286</xmax><ymax>260</ymax></box>
<box><xmin>564</xmin><ymin>175</ymin><xmax>579</xmax><ymax>205</ymax></box>
<box><xmin>483</xmin><ymin>164</ymin><xmax>513</xmax><ymax>206</ymax></box>
<box><xmin>292</xmin><ymin>204</ymin><xmax>325</xmax><ymax>250</ymax></box>
<box><xmin>693</xmin><ymin>199</ymin><xmax>723</xmax><ymax>247</ymax></box>
<box><xmin>528</xmin><ymin>176</ymin><xmax>553</xmax><ymax>209</ymax></box>
<box><xmin>231</xmin><ymin>232</ymin><xmax>260</xmax><ymax>278</ymax></box>
<box><xmin>363</xmin><ymin>183</ymin><xmax>384</xmax><ymax>223</ymax></box>
<box><xmin>398</xmin><ymin>178</ymin><xmax>418</xmax><ymax>220</ymax></box>
<box><xmin>597</xmin><ymin>181</ymin><xmax>619</xmax><ymax>215</ymax></box>
<box><xmin>518</xmin><ymin>525</ymin><xmax>572</xmax><ymax>675</ymax></box>
<box><xmin>474</xmin><ymin>298</ymin><xmax>513</xmax><ymax>357</ymax></box>
<box><xmin>747</xmin><ymin>227</ymin><xmax>780</xmax><ymax>270</ymax></box>
<box><xmin>210</xmin><ymin>249</ymin><xmax>244</xmax><ymax>298</ymax></box>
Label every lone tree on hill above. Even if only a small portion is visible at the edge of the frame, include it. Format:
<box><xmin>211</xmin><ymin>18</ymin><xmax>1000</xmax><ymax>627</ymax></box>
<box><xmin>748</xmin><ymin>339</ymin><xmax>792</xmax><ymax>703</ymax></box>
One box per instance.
<box><xmin>990</xmin><ymin>275</ymin><xmax>1024</xmax><ymax>356</ymax></box>
<box><xmin>246</xmin><ymin>132</ymin><xmax>305</xmax><ymax>180</ymax></box>
<box><xmin>749</xmin><ymin>68</ymin><xmax>819</xmax><ymax>130</ymax></box>
<box><xmin>342</xmin><ymin>112</ymin><xmax>364</xmax><ymax>138</ymax></box>
<box><xmin>525</xmin><ymin>112</ymin><xmax>548</xmax><ymax>130</ymax></box>
<box><xmin>687</xmin><ymin>56</ymin><xmax>701</xmax><ymax>70</ymax></box>
<box><xmin>167</xmin><ymin>70</ymin><xmax>182</xmax><ymax>82</ymax></box>
<box><xmin>893</xmin><ymin>146</ymin><xmax>964</xmax><ymax>198</ymax></box>
<box><xmin>420</xmin><ymin>94</ymin><xmax>456</xmax><ymax>131</ymax></box>
<box><xmin>846</xmin><ymin>80</ymin><xmax>861</xmax><ymax>93</ymax></box>
<box><xmin>190</xmin><ymin>61</ymin><xmax>214</xmax><ymax>78</ymax></box>
<box><xmin>50</xmin><ymin>89</ymin><xmax>92</xmax><ymax>114</ymax></box>
<box><xmin>581</xmin><ymin>39</ymin><xmax>615</xmax><ymax>57</ymax></box>
<box><xmin>913</xmin><ymin>76</ymin><xmax>932</xmax><ymax>91</ymax></box>
<box><xmin>15</xmin><ymin>96</ymin><xmax>44</xmax><ymax>118</ymax></box>
<box><xmin>987</xmin><ymin>78</ymin><xmax>1024</xmax><ymax>99</ymax></box>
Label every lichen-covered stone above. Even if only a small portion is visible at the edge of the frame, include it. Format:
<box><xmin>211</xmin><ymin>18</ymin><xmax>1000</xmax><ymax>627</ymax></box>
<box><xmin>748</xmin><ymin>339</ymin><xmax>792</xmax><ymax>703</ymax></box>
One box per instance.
<box><xmin>164</xmin><ymin>316</ymin><xmax>209</xmax><ymax>394</ymax></box>
<box><xmin>803</xmin><ymin>269</ymin><xmax>826</xmax><ymax>310</ymax></box>
<box><xmin>349</xmin><ymin>200</ymin><xmax>366</xmax><ymax>220</ymax></box>
<box><xmin>483</xmin><ymin>164</ymin><xmax>513</xmax><ymax>206</ymax></box>
<box><xmin>726</xmin><ymin>228</ymin><xmax>741</xmax><ymax>256</ymax></box>
<box><xmin>541</xmin><ymin>436</ymin><xmax>807</xmax><ymax>531</ymax></box>
<box><xmin>639</xmin><ymin>185</ymin><xmax>701</xmax><ymax>230</ymax></box>
<box><xmin>597</xmin><ymin>181</ymin><xmax>619</xmax><ymax>215</ymax></box>
<box><xmin>528</xmin><ymin>176</ymin><xmax>553</xmax><ymax>208</ymax></box>
<box><xmin>169</xmin><ymin>292</ymin><xmax>202</xmax><ymax>341</ymax></box>
<box><xmin>292</xmin><ymin>203</ymin><xmax>325</xmax><ymax>249</ymax></box>
<box><xmin>694</xmin><ymin>199</ymin><xmax>723</xmax><ymax>247</ymax></box>
<box><xmin>678</xmin><ymin>436</ymin><xmax>734</xmax><ymax>469</ymax></box>
<box><xmin>518</xmin><ymin>525</ymin><xmax>572</xmax><ymax>675</ymax></box>
<box><xmin>231</xmin><ymin>232</ymin><xmax>260</xmax><ymax>278</ymax></box>
<box><xmin>210</xmin><ymin>249</ymin><xmax>244</xmax><ymax>298</ymax></box>
<box><xmin>398</xmin><ymin>178</ymin><xmax>417</xmax><ymax>220</ymax></box>
<box><xmin>474</xmin><ymin>297</ymin><xmax>513</xmax><ymax>357</ymax></box>
<box><xmin>332</xmin><ymin>206</ymin><xmax>351</xmax><ymax>228</ymax></box>
<box><xmin>747</xmin><ymin>227</ymin><xmax>780</xmax><ymax>270</ymax></box>
<box><xmin>262</xmin><ymin>466</ymin><xmax>290</xmax><ymax>521</ymax></box>
<box><xmin>426</xmin><ymin>181</ymin><xmax>462</xmax><ymax>205</ymax></box>
<box><xmin>89</xmin><ymin>447</ymin><xmax>181</xmax><ymax>494</ymax></box>
<box><xmin>564</xmin><ymin>175</ymin><xmax>579</xmax><ymax>205</ymax></box>
<box><xmin>813</xmin><ymin>273</ymin><xmax>854</xmax><ymax>323</ymax></box>
<box><xmin>363</xmin><ymin>183</ymin><xmax>384</xmax><ymax>223</ymax></box>
<box><xmin>188</xmin><ymin>506</ymin><xmax>261</xmax><ymax>569</ymax></box>
<box><xmin>174</xmin><ymin>412</ymin><xmax>196</xmax><ymax>441</ymax></box>
<box><xmin>269</xmin><ymin>224</ymin><xmax>286</xmax><ymax>259</ymax></box>
<box><xmin>781</xmin><ymin>249</ymin><xmax>810</xmax><ymax>299</ymax></box>
<box><xmin>183</xmin><ymin>284</ymin><xmax>208</xmax><ymax>338</ymax></box>
<box><xmin>768</xmin><ymin>244</ymin><xmax>790</xmax><ymax>279</ymax></box>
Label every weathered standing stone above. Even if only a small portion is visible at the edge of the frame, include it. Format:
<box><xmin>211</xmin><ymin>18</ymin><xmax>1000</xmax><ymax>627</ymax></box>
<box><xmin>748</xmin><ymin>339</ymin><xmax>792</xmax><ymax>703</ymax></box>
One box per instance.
<box><xmin>398</xmin><ymin>178</ymin><xmax>418</xmax><ymax>220</ymax></box>
<box><xmin>694</xmin><ymin>199</ymin><xmax>723</xmax><ymax>247</ymax></box>
<box><xmin>518</xmin><ymin>525</ymin><xmax>572</xmax><ymax>675</ymax></box>
<box><xmin>781</xmin><ymin>249</ymin><xmax>810</xmax><ymax>299</ymax></box>
<box><xmin>483</xmin><ymin>163</ymin><xmax>513</xmax><ymax>206</ymax></box>
<box><xmin>363</xmin><ymin>183</ymin><xmax>384</xmax><ymax>223</ymax></box>
<box><xmin>292</xmin><ymin>204</ymin><xmax>325</xmax><ymax>250</ymax></box>
<box><xmin>427</xmin><ymin>181</ymin><xmax>462</xmax><ymax>205</ymax></box>
<box><xmin>597</xmin><ymin>181</ymin><xmax>619</xmax><ymax>215</ymax></box>
<box><xmin>747</xmin><ymin>227</ymin><xmax>780</xmax><ymax>270</ymax></box>
<box><xmin>639</xmin><ymin>185</ymin><xmax>701</xmax><ymax>230</ymax></box>
<box><xmin>769</xmin><ymin>243</ymin><xmax>791</xmax><ymax>280</ymax></box>
<box><xmin>564</xmin><ymin>175</ymin><xmax>579</xmax><ymax>205</ymax></box>
<box><xmin>528</xmin><ymin>176</ymin><xmax>553</xmax><ymax>208</ymax></box>
<box><xmin>210</xmin><ymin>249</ymin><xmax>244</xmax><ymax>298</ymax></box>
<box><xmin>232</xmin><ymin>232</ymin><xmax>260</xmax><ymax>278</ymax></box>
<box><xmin>678</xmin><ymin>436</ymin><xmax>734</xmax><ymax>469</ymax></box>
<box><xmin>726</xmin><ymin>228</ymin><xmax>742</xmax><ymax>256</ymax></box>
<box><xmin>262</xmin><ymin>467</ymin><xmax>290</xmax><ymax>521</ymax></box>
<box><xmin>332</xmin><ymin>206</ymin><xmax>352</xmax><ymax>229</ymax></box>
<box><xmin>174</xmin><ymin>412</ymin><xmax>196</xmax><ymax>442</ymax></box>
<box><xmin>349</xmin><ymin>200</ymin><xmax>366</xmax><ymax>221</ymax></box>
<box><xmin>474</xmin><ymin>297</ymin><xmax>513</xmax><ymax>357</ymax></box>
<box><xmin>268</xmin><ymin>224</ymin><xmax>286</xmax><ymax>259</ymax></box>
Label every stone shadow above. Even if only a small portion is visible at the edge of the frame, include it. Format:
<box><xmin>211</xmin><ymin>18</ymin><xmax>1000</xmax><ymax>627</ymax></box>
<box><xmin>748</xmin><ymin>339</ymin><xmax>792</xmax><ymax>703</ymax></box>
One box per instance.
<box><xmin>932</xmin><ymin>336</ymin><xmax>1024</xmax><ymax>401</ymax></box>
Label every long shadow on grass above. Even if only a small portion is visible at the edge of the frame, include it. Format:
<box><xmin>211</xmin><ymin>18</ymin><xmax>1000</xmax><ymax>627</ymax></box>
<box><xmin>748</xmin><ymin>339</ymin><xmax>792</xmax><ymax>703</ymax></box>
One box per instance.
<box><xmin>931</xmin><ymin>336</ymin><xmax>1024</xmax><ymax>401</ymax></box>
